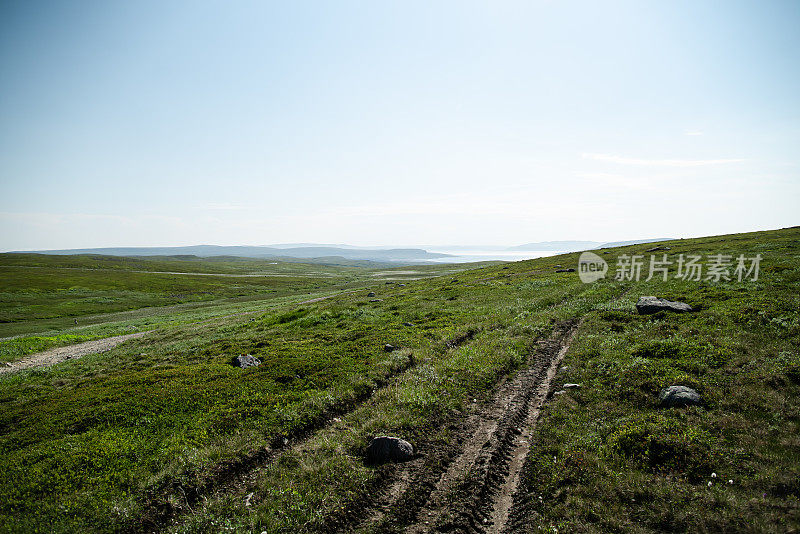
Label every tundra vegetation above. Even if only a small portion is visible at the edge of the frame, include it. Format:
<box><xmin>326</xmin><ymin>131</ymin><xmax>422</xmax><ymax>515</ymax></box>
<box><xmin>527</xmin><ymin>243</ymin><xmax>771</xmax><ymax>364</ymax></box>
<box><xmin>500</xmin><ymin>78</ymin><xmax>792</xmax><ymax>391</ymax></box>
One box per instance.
<box><xmin>0</xmin><ymin>227</ymin><xmax>798</xmax><ymax>533</ymax></box>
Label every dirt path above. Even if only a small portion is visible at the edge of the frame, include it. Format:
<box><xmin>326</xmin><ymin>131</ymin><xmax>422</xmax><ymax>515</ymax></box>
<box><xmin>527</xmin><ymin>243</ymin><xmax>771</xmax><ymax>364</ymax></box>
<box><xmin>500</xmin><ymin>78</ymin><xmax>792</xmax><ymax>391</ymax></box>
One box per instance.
<box><xmin>340</xmin><ymin>320</ymin><xmax>578</xmax><ymax>534</ymax></box>
<box><xmin>0</xmin><ymin>332</ymin><xmax>150</xmax><ymax>375</ymax></box>
<box><xmin>1</xmin><ymin>290</ymin><xmax>359</xmax><ymax>375</ymax></box>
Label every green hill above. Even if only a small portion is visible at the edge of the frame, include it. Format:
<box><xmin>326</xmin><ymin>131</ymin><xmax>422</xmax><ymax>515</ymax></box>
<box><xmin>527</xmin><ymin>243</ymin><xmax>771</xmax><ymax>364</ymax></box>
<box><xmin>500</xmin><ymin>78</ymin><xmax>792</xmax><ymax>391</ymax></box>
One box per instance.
<box><xmin>0</xmin><ymin>227</ymin><xmax>798</xmax><ymax>533</ymax></box>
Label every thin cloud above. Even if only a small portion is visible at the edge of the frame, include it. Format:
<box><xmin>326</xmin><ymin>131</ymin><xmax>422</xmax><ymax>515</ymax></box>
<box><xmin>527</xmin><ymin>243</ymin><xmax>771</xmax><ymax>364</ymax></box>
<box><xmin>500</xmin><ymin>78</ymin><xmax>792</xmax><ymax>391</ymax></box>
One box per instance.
<box><xmin>684</xmin><ymin>130</ymin><xmax>704</xmax><ymax>136</ymax></box>
<box><xmin>582</xmin><ymin>153</ymin><xmax>745</xmax><ymax>167</ymax></box>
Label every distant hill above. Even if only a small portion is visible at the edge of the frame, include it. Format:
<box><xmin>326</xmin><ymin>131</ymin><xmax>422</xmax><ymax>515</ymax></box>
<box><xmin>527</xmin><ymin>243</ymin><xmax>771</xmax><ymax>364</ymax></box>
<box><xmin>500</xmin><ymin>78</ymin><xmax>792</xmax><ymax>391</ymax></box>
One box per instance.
<box><xmin>507</xmin><ymin>241</ymin><xmax>602</xmax><ymax>251</ymax></box>
<box><xmin>597</xmin><ymin>238</ymin><xmax>674</xmax><ymax>248</ymax></box>
<box><xmin>509</xmin><ymin>238</ymin><xmax>674</xmax><ymax>252</ymax></box>
<box><xmin>18</xmin><ymin>245</ymin><xmax>452</xmax><ymax>263</ymax></box>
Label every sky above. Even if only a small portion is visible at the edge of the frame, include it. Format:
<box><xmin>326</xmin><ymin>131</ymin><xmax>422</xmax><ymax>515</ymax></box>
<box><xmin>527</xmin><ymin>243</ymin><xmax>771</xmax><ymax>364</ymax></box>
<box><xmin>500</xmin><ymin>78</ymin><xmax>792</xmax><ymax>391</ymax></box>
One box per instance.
<box><xmin>1</xmin><ymin>0</ymin><xmax>798</xmax><ymax>250</ymax></box>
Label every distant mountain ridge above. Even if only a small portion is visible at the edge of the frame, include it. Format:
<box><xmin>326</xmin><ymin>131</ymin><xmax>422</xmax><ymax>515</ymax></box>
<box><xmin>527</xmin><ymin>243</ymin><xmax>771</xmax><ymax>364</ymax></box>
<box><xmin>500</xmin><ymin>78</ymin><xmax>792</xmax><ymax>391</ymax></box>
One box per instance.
<box><xmin>508</xmin><ymin>241</ymin><xmax>602</xmax><ymax>251</ymax></box>
<box><xmin>16</xmin><ymin>238</ymin><xmax>675</xmax><ymax>264</ymax></box>
<box><xmin>19</xmin><ymin>245</ymin><xmax>451</xmax><ymax>263</ymax></box>
<box><xmin>508</xmin><ymin>238</ymin><xmax>673</xmax><ymax>251</ymax></box>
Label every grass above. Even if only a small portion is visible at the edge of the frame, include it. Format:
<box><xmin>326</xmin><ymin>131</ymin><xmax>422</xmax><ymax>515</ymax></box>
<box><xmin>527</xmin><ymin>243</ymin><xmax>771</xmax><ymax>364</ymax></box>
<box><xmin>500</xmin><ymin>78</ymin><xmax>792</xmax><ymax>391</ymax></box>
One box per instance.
<box><xmin>513</xmin><ymin>228</ymin><xmax>800</xmax><ymax>533</ymax></box>
<box><xmin>0</xmin><ymin>227</ymin><xmax>798</xmax><ymax>533</ymax></box>
<box><xmin>0</xmin><ymin>334</ymin><xmax>102</xmax><ymax>364</ymax></box>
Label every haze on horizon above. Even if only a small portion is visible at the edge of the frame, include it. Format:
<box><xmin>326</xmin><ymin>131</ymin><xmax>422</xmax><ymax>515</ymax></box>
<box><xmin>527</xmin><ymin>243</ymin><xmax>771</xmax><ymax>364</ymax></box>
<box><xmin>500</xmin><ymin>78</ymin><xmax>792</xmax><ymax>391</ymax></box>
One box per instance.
<box><xmin>1</xmin><ymin>1</ymin><xmax>798</xmax><ymax>252</ymax></box>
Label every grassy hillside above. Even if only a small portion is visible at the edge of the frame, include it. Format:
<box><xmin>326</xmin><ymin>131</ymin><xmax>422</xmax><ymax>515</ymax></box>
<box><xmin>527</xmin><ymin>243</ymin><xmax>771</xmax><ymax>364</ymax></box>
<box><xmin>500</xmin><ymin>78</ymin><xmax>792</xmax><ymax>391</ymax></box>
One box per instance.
<box><xmin>0</xmin><ymin>227</ymin><xmax>797</xmax><ymax>533</ymax></box>
<box><xmin>0</xmin><ymin>255</ymin><xmax>480</xmax><ymax>362</ymax></box>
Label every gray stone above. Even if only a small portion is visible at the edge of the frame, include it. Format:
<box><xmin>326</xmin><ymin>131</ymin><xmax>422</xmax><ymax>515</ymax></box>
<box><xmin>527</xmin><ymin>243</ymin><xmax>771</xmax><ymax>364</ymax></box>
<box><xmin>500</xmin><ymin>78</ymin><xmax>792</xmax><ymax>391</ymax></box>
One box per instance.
<box><xmin>365</xmin><ymin>436</ymin><xmax>414</xmax><ymax>463</ymax></box>
<box><xmin>658</xmin><ymin>385</ymin><xmax>702</xmax><ymax>407</ymax></box>
<box><xmin>636</xmin><ymin>296</ymin><xmax>693</xmax><ymax>314</ymax></box>
<box><xmin>232</xmin><ymin>354</ymin><xmax>261</xmax><ymax>368</ymax></box>
<box><xmin>403</xmin><ymin>322</ymin><xmax>415</xmax><ymax>327</ymax></box>
<box><xmin>370</xmin><ymin>299</ymin><xmax>382</xmax><ymax>302</ymax></box>
<box><xmin>398</xmin><ymin>284</ymin><xmax>406</xmax><ymax>287</ymax></box>
<box><xmin>555</xmin><ymin>268</ymin><xmax>575</xmax><ymax>273</ymax></box>
<box><xmin>384</xmin><ymin>344</ymin><xmax>396</xmax><ymax>352</ymax></box>
<box><xmin>563</xmin><ymin>383</ymin><xmax>581</xmax><ymax>389</ymax></box>
<box><xmin>367</xmin><ymin>292</ymin><xmax>376</xmax><ymax>297</ymax></box>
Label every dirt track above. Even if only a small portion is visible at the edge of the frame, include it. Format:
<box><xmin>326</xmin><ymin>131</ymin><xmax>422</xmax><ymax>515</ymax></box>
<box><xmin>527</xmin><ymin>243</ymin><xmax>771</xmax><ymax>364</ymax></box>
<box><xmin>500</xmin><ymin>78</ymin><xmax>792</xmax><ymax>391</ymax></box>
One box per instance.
<box><xmin>0</xmin><ymin>332</ymin><xmax>149</xmax><ymax>375</ymax></box>
<box><xmin>1</xmin><ymin>290</ymin><xmax>355</xmax><ymax>375</ymax></box>
<box><xmin>333</xmin><ymin>320</ymin><xmax>578</xmax><ymax>533</ymax></box>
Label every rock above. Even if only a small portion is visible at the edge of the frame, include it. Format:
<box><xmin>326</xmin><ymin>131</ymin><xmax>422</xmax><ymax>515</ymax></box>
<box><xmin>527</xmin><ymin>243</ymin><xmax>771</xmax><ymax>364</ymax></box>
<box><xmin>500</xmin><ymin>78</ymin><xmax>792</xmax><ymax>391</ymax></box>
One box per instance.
<box><xmin>365</xmin><ymin>436</ymin><xmax>414</xmax><ymax>464</ymax></box>
<box><xmin>558</xmin><ymin>365</ymin><xmax>568</xmax><ymax>374</ymax></box>
<box><xmin>231</xmin><ymin>354</ymin><xmax>261</xmax><ymax>368</ymax></box>
<box><xmin>271</xmin><ymin>435</ymin><xmax>289</xmax><ymax>448</ymax></box>
<box><xmin>555</xmin><ymin>268</ymin><xmax>575</xmax><ymax>273</ymax></box>
<box><xmin>563</xmin><ymin>383</ymin><xmax>581</xmax><ymax>389</ymax></box>
<box><xmin>658</xmin><ymin>385</ymin><xmax>702</xmax><ymax>407</ymax></box>
<box><xmin>646</xmin><ymin>246</ymin><xmax>672</xmax><ymax>252</ymax></box>
<box><xmin>370</xmin><ymin>299</ymin><xmax>382</xmax><ymax>303</ymax></box>
<box><xmin>367</xmin><ymin>292</ymin><xmax>376</xmax><ymax>297</ymax></box>
<box><xmin>553</xmin><ymin>390</ymin><xmax>567</xmax><ymax>396</ymax></box>
<box><xmin>403</xmin><ymin>322</ymin><xmax>415</xmax><ymax>327</ymax></box>
<box><xmin>385</xmin><ymin>281</ymin><xmax>395</xmax><ymax>285</ymax></box>
<box><xmin>636</xmin><ymin>296</ymin><xmax>693</xmax><ymax>315</ymax></box>
<box><xmin>398</xmin><ymin>284</ymin><xmax>406</xmax><ymax>287</ymax></box>
<box><xmin>4</xmin><ymin>362</ymin><xmax>12</xmax><ymax>367</ymax></box>
<box><xmin>384</xmin><ymin>344</ymin><xmax>396</xmax><ymax>352</ymax></box>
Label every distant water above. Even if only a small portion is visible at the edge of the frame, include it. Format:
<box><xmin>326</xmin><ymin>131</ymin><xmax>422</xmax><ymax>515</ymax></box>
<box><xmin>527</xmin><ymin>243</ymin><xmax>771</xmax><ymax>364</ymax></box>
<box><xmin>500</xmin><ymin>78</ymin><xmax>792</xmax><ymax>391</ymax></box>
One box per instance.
<box><xmin>423</xmin><ymin>249</ymin><xmax>565</xmax><ymax>263</ymax></box>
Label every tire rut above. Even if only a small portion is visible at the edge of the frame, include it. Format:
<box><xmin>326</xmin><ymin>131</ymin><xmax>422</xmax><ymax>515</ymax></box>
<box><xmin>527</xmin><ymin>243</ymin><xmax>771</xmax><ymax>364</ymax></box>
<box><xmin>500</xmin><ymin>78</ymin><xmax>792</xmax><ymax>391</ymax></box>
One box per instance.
<box><xmin>336</xmin><ymin>320</ymin><xmax>579</xmax><ymax>534</ymax></box>
<box><xmin>135</xmin><ymin>351</ymin><xmax>419</xmax><ymax>533</ymax></box>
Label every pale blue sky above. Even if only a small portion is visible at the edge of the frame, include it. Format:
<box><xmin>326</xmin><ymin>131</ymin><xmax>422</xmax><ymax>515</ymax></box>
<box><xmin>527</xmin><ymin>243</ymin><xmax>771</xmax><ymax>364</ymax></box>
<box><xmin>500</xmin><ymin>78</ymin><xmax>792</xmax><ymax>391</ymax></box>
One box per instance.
<box><xmin>1</xmin><ymin>1</ymin><xmax>798</xmax><ymax>250</ymax></box>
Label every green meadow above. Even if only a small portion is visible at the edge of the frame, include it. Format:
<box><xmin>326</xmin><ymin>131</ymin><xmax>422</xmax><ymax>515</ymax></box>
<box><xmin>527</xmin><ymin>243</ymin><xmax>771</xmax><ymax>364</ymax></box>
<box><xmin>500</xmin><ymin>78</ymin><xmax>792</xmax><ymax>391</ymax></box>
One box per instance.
<box><xmin>0</xmin><ymin>227</ymin><xmax>798</xmax><ymax>533</ymax></box>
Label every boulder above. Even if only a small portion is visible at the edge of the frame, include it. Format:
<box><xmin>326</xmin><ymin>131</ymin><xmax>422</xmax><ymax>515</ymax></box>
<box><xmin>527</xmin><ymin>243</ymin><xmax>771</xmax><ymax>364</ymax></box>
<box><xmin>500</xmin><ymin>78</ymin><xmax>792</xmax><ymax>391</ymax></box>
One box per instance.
<box><xmin>563</xmin><ymin>383</ymin><xmax>581</xmax><ymax>389</ymax></box>
<box><xmin>384</xmin><ymin>344</ymin><xmax>396</xmax><ymax>352</ymax></box>
<box><xmin>555</xmin><ymin>268</ymin><xmax>575</xmax><ymax>273</ymax></box>
<box><xmin>367</xmin><ymin>292</ymin><xmax>376</xmax><ymax>297</ymax></box>
<box><xmin>402</xmin><ymin>322</ymin><xmax>415</xmax><ymax>327</ymax></box>
<box><xmin>365</xmin><ymin>436</ymin><xmax>414</xmax><ymax>464</ymax></box>
<box><xmin>658</xmin><ymin>385</ymin><xmax>702</xmax><ymax>407</ymax></box>
<box><xmin>232</xmin><ymin>354</ymin><xmax>261</xmax><ymax>368</ymax></box>
<box><xmin>636</xmin><ymin>296</ymin><xmax>693</xmax><ymax>315</ymax></box>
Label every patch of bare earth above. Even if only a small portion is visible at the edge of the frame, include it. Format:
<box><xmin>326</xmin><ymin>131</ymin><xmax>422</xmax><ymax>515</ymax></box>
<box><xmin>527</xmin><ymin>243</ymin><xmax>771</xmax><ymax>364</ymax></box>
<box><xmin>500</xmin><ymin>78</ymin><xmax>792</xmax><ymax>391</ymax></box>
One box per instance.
<box><xmin>332</xmin><ymin>320</ymin><xmax>578</xmax><ymax>534</ymax></box>
<box><xmin>0</xmin><ymin>332</ymin><xmax>149</xmax><ymax>375</ymax></box>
